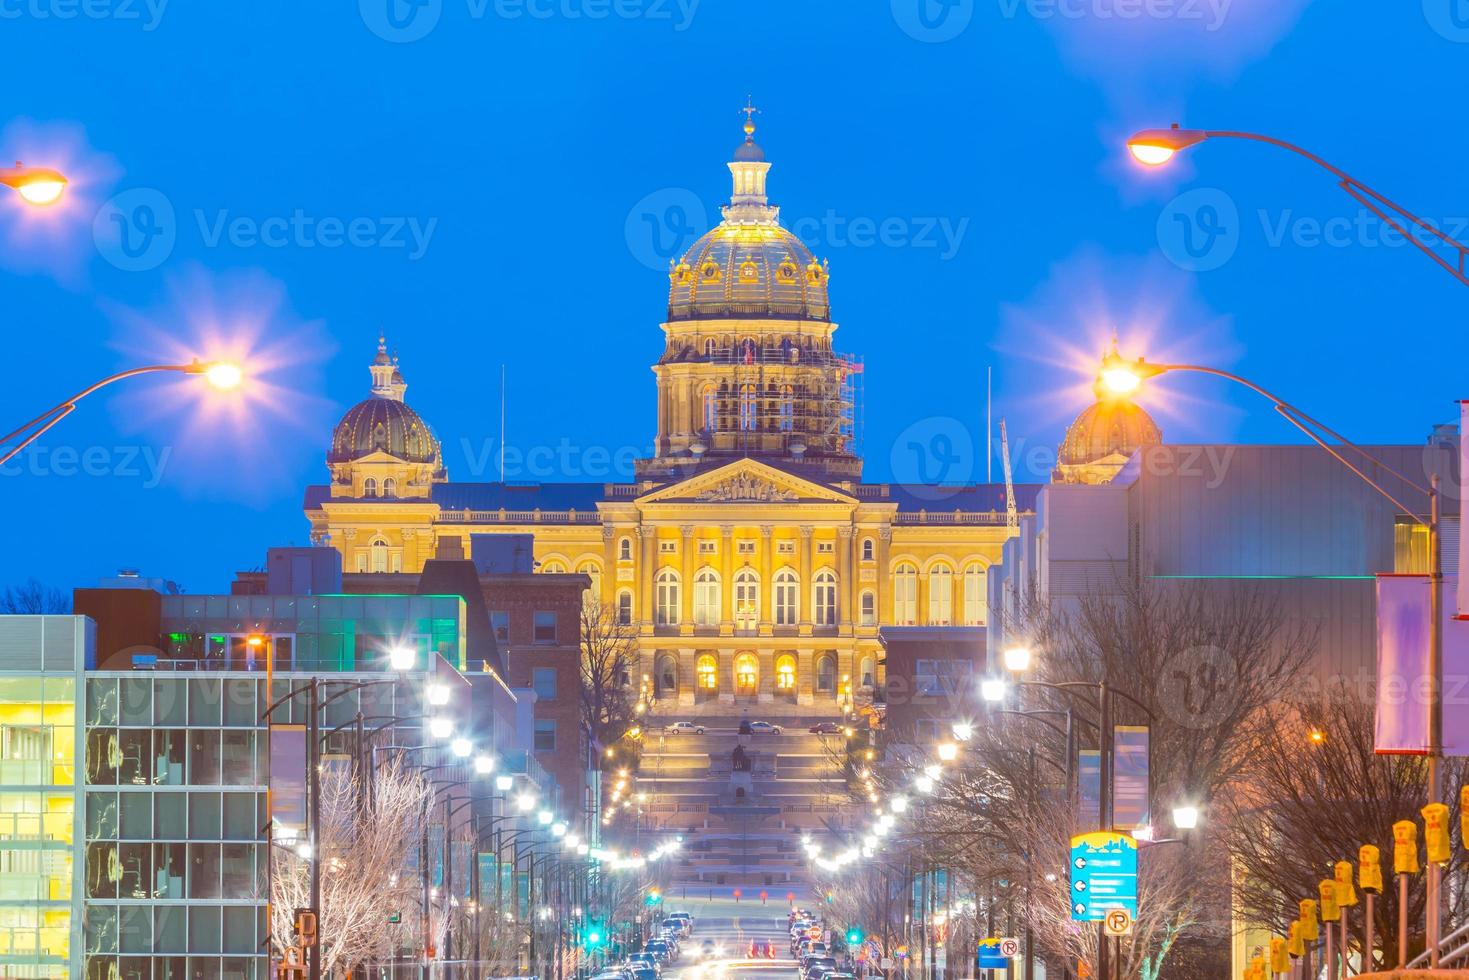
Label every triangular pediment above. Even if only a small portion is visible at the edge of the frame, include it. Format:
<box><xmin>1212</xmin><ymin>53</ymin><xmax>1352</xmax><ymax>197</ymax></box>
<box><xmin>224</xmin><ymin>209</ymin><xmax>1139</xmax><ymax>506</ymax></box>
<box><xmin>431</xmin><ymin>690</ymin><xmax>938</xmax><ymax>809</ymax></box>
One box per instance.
<box><xmin>636</xmin><ymin>458</ymin><xmax>857</xmax><ymax>506</ymax></box>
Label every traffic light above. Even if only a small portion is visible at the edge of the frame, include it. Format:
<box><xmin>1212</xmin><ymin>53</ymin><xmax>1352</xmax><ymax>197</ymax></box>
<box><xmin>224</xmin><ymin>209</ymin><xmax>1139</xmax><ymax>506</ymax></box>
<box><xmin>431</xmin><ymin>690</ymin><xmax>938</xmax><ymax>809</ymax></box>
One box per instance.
<box><xmin>646</xmin><ymin>889</ymin><xmax>663</xmax><ymax>906</ymax></box>
<box><xmin>584</xmin><ymin>921</ymin><xmax>607</xmax><ymax>949</ymax></box>
<box><xmin>846</xmin><ymin>927</ymin><xmax>864</xmax><ymax>945</ymax></box>
<box><xmin>1393</xmin><ymin>819</ymin><xmax>1421</xmax><ymax>874</ymax></box>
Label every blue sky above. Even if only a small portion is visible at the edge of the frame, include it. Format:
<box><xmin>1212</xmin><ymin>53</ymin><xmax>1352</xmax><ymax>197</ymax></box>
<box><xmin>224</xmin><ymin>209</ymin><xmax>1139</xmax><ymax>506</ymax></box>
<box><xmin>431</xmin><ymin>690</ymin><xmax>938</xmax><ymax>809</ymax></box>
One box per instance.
<box><xmin>2</xmin><ymin>0</ymin><xmax>1466</xmax><ymax>593</ymax></box>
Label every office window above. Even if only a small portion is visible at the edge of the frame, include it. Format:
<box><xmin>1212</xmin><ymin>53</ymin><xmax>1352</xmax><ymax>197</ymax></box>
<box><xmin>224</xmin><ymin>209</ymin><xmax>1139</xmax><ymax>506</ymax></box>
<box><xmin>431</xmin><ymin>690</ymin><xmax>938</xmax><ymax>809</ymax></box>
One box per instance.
<box><xmin>490</xmin><ymin>611</ymin><xmax>510</xmax><ymax>645</ymax></box>
<box><xmin>534</xmin><ymin>720</ymin><xmax>557</xmax><ymax>752</ymax></box>
<box><xmin>533</xmin><ymin>612</ymin><xmax>556</xmax><ymax>645</ymax></box>
<box><xmin>532</xmin><ymin>668</ymin><xmax>557</xmax><ymax>700</ymax></box>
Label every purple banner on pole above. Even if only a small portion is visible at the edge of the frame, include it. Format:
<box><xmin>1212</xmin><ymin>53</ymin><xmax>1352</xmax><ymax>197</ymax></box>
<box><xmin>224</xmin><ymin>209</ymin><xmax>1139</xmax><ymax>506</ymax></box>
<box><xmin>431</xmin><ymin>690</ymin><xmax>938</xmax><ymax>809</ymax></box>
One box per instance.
<box><xmin>1375</xmin><ymin>573</ymin><xmax>1469</xmax><ymax>756</ymax></box>
<box><xmin>1112</xmin><ymin>726</ymin><xmax>1150</xmax><ymax>831</ymax></box>
<box><xmin>270</xmin><ymin>724</ymin><xmax>308</xmax><ymax>837</ymax></box>
<box><xmin>1078</xmin><ymin>749</ymin><xmax>1100</xmax><ymax>830</ymax></box>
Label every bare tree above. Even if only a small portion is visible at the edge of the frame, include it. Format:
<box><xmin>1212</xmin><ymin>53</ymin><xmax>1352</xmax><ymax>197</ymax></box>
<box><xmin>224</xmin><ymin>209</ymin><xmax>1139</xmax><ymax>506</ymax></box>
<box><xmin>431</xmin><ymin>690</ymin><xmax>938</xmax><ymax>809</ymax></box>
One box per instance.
<box><xmin>581</xmin><ymin>598</ymin><xmax>640</xmax><ymax>749</ymax></box>
<box><xmin>270</xmin><ymin>758</ymin><xmax>431</xmax><ymax>974</ymax></box>
<box><xmin>0</xmin><ymin>578</ymin><xmax>69</xmax><ymax>614</ymax></box>
<box><xmin>1220</xmin><ymin>690</ymin><xmax>1468</xmax><ymax>969</ymax></box>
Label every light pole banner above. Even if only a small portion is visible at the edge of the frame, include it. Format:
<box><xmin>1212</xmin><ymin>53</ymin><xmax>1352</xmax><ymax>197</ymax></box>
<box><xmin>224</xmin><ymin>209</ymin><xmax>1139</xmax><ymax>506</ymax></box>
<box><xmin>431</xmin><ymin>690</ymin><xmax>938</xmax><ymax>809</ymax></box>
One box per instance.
<box><xmin>1078</xmin><ymin>750</ymin><xmax>1101</xmax><ymax>830</ymax></box>
<box><xmin>1112</xmin><ymin>726</ymin><xmax>1150</xmax><ymax>830</ymax></box>
<box><xmin>1461</xmin><ymin>399</ymin><xmax>1468</xmax><ymax>618</ymax></box>
<box><xmin>268</xmin><ymin>723</ymin><xmax>308</xmax><ymax>838</ymax></box>
<box><xmin>1374</xmin><ymin>573</ymin><xmax>1469</xmax><ymax>755</ymax></box>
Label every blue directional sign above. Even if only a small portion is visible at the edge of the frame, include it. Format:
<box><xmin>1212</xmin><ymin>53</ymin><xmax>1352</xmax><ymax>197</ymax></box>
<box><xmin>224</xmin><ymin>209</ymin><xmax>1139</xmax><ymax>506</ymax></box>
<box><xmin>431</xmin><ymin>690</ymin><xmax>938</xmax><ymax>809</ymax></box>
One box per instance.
<box><xmin>976</xmin><ymin>938</ymin><xmax>1009</xmax><ymax>970</ymax></box>
<box><xmin>1069</xmin><ymin>831</ymin><xmax>1138</xmax><ymax>922</ymax></box>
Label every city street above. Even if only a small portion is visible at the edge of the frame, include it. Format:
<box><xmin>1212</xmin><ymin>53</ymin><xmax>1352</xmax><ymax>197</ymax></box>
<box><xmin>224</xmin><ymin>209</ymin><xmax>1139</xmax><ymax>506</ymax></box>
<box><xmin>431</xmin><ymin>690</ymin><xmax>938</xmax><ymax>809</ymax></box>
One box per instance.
<box><xmin>653</xmin><ymin>898</ymin><xmax>800</xmax><ymax>980</ymax></box>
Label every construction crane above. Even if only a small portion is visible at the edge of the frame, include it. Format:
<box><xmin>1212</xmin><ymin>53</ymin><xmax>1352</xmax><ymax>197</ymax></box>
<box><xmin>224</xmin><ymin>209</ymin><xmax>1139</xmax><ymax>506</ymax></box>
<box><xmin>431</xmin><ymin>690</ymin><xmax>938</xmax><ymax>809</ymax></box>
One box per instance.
<box><xmin>999</xmin><ymin>418</ymin><xmax>1019</xmax><ymax>532</ymax></box>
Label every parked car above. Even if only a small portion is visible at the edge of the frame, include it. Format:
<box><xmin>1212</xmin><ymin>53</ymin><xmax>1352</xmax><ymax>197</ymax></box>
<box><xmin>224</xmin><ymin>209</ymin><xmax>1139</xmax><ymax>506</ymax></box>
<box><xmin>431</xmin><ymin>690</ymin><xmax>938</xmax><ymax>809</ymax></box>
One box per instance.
<box><xmin>803</xmin><ymin>958</ymin><xmax>838</xmax><ymax>980</ymax></box>
<box><xmin>668</xmin><ymin>911</ymin><xmax>695</xmax><ymax>933</ymax></box>
<box><xmin>629</xmin><ymin>967</ymin><xmax>658</xmax><ymax>980</ymax></box>
<box><xmin>808</xmin><ymin>721</ymin><xmax>842</xmax><ymax>734</ymax></box>
<box><xmin>629</xmin><ymin>953</ymin><xmax>661</xmax><ymax>975</ymax></box>
<box><xmin>663</xmin><ymin>721</ymin><xmax>706</xmax><ymax>735</ymax></box>
<box><xmin>747</xmin><ymin>720</ymin><xmax>783</xmax><ymax>735</ymax></box>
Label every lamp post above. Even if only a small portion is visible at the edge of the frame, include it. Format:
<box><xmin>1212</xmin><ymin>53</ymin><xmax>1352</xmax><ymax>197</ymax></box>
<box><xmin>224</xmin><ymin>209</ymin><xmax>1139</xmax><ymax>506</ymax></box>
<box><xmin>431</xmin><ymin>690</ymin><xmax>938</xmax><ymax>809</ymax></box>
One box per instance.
<box><xmin>0</xmin><ymin>162</ymin><xmax>68</xmax><ymax>206</ymax></box>
<box><xmin>1</xmin><ymin>359</ymin><xmax>243</xmax><ymax>468</ymax></box>
<box><xmin>1125</xmin><ymin>124</ymin><xmax>1469</xmax><ymax>288</ymax></box>
<box><xmin>1096</xmin><ymin>350</ymin><xmax>1448</xmax><ymax>963</ymax></box>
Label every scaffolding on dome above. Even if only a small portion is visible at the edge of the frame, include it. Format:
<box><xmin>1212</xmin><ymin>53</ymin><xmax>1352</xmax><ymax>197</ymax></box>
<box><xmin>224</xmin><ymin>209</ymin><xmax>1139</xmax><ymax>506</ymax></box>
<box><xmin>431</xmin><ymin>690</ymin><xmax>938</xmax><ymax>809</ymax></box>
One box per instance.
<box><xmin>694</xmin><ymin>339</ymin><xmax>863</xmax><ymax>461</ymax></box>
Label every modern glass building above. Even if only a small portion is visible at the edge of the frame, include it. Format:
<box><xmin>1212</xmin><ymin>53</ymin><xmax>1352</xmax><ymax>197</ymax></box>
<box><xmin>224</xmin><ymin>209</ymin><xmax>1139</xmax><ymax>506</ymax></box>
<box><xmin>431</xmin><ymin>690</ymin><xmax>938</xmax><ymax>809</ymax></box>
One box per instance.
<box><xmin>0</xmin><ymin>615</ymin><xmax>89</xmax><ymax>980</ymax></box>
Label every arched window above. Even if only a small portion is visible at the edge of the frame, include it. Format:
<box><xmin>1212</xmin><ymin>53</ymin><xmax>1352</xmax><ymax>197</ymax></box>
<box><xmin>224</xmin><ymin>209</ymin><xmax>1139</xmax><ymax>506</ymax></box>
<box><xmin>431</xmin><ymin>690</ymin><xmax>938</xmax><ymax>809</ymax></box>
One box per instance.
<box><xmin>735</xmin><ymin>653</ymin><xmax>758</xmax><ymax>696</ymax></box>
<box><xmin>774</xmin><ymin>568</ymin><xmax>799</xmax><ymax>626</ymax></box>
<box><xmin>778</xmin><ymin>385</ymin><xmax>794</xmax><ymax>432</ymax></box>
<box><xmin>775</xmin><ymin>654</ymin><xmax>797</xmax><ymax>692</ymax></box>
<box><xmin>701</xmin><ymin>383</ymin><xmax>717</xmax><ymax>433</ymax></box>
<box><xmin>696</xmin><ymin>654</ymin><xmax>718</xmax><ymax>691</ymax></box>
<box><xmin>893</xmin><ymin>562</ymin><xmax>918</xmax><ymax>625</ymax></box>
<box><xmin>655</xmin><ymin>569</ymin><xmax>680</xmax><ymax>627</ymax></box>
<box><xmin>861</xmin><ymin>538</ymin><xmax>875</xmax><ymax>562</ymax></box>
<box><xmin>657</xmin><ymin>653</ymin><xmax>678</xmax><ymax>697</ymax></box>
<box><xmin>704</xmin><ymin>338</ymin><xmax>716</xmax><ymax>358</ymax></box>
<box><xmin>738</xmin><ymin>384</ymin><xmax>757</xmax><ymax>432</ymax></box>
<box><xmin>363</xmin><ymin>478</ymin><xmax>378</xmax><ymax>498</ymax></box>
<box><xmin>816</xmin><ymin>655</ymin><xmax>836</xmax><ymax>694</ymax></box>
<box><xmin>616</xmin><ymin>591</ymin><xmax>633</xmax><ymax>626</ymax></box>
<box><xmin>859</xmin><ymin>656</ymin><xmax>875</xmax><ymax>689</ymax></box>
<box><xmin>734</xmin><ymin>568</ymin><xmax>759</xmax><ymax>630</ymax></box>
<box><xmin>963</xmin><ymin>563</ymin><xmax>987</xmax><ymax>626</ymax></box>
<box><xmin>370</xmin><ymin>537</ymin><xmax>389</xmax><ymax>574</ymax></box>
<box><xmin>928</xmin><ymin>565</ymin><xmax>953</xmax><ymax>625</ymax></box>
<box><xmin>693</xmin><ymin>568</ymin><xmax>720</xmax><ymax>627</ymax></box>
<box><xmin>860</xmin><ymin>591</ymin><xmax>876</xmax><ymax>627</ymax></box>
<box><xmin>813</xmin><ymin>569</ymin><xmax>837</xmax><ymax>626</ymax></box>
<box><xmin>382</xmin><ymin>478</ymin><xmax>397</xmax><ymax>498</ymax></box>
<box><xmin>618</xmin><ymin>537</ymin><xmax>632</xmax><ymax>562</ymax></box>
<box><xmin>541</xmin><ymin>560</ymin><xmax>566</xmax><ymax>575</ymax></box>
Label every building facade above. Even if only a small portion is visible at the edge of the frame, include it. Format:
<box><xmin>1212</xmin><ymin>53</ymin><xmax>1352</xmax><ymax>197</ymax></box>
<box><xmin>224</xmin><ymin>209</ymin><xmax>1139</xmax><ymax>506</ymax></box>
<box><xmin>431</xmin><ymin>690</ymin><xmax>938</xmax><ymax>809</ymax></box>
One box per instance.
<box><xmin>305</xmin><ymin>117</ymin><xmax>1041</xmax><ymax>719</ymax></box>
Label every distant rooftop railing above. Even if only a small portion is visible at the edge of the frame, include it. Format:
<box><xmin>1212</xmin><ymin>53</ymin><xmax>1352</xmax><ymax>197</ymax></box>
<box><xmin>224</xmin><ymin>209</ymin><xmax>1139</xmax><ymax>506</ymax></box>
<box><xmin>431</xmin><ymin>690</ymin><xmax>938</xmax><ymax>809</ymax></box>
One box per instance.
<box><xmin>893</xmin><ymin>510</ymin><xmax>1010</xmax><ymax>525</ymax></box>
<box><xmin>436</xmin><ymin>509</ymin><xmax>603</xmax><ymax>524</ymax></box>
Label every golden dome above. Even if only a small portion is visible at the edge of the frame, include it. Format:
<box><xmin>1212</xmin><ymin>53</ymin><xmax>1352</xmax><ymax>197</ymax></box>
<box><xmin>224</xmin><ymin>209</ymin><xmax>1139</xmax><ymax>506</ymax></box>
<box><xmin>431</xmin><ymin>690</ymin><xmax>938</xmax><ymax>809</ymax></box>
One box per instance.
<box><xmin>328</xmin><ymin>339</ymin><xmax>445</xmax><ymax>471</ymax></box>
<box><xmin>1058</xmin><ymin>398</ymin><xmax>1163</xmax><ymax>471</ymax></box>
<box><xmin>667</xmin><ymin>112</ymin><xmax>831</xmax><ymax>322</ymax></box>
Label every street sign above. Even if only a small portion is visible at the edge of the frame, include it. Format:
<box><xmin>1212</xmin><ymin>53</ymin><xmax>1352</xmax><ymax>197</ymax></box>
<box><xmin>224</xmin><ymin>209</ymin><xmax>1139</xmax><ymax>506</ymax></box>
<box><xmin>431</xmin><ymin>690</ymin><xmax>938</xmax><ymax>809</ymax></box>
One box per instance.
<box><xmin>999</xmin><ymin>938</ymin><xmax>1020</xmax><ymax>957</ymax></box>
<box><xmin>1103</xmin><ymin>908</ymin><xmax>1134</xmax><ymax>937</ymax></box>
<box><xmin>1070</xmin><ymin>831</ymin><xmax>1139</xmax><ymax>922</ymax></box>
<box><xmin>977</xmin><ymin>938</ymin><xmax>1008</xmax><ymax>970</ymax></box>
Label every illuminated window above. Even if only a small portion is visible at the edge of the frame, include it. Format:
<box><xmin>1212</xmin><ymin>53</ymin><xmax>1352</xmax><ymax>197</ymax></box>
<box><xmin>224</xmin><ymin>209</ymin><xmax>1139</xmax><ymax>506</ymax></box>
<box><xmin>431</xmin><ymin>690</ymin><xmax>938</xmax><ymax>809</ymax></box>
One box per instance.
<box><xmin>779</xmin><ymin>385</ymin><xmax>794</xmax><ymax>432</ymax></box>
<box><xmin>893</xmin><ymin>562</ymin><xmax>917</xmax><ymax>625</ymax></box>
<box><xmin>541</xmin><ymin>560</ymin><xmax>566</xmax><ymax>574</ymax></box>
<box><xmin>381</xmin><ymin>478</ymin><xmax>397</xmax><ymax>498</ymax></box>
<box><xmin>704</xmin><ymin>339</ymin><xmax>716</xmax><ymax>358</ymax></box>
<box><xmin>362</xmin><ymin>478</ymin><xmax>377</xmax><ymax>498</ymax></box>
<box><xmin>928</xmin><ymin>565</ymin><xmax>953</xmax><ymax>625</ymax></box>
<box><xmin>861</xmin><ymin>538</ymin><xmax>875</xmax><ymax>562</ymax></box>
<box><xmin>859</xmin><ymin>656</ymin><xmax>875</xmax><ymax>689</ymax></box>
<box><xmin>693</xmin><ymin>568</ymin><xmax>720</xmax><ymax>627</ymax></box>
<box><xmin>734</xmin><ymin>569</ymin><xmax>759</xmax><ymax>630</ymax></box>
<box><xmin>774</xmin><ymin>569</ymin><xmax>799</xmax><ymax>626</ymax></box>
<box><xmin>702</xmin><ymin>384</ymin><xmax>718</xmax><ymax>432</ymax></box>
<box><xmin>775</xmin><ymin>654</ymin><xmax>797</xmax><ymax>691</ymax></box>
<box><xmin>963</xmin><ymin>563</ymin><xmax>987</xmax><ymax>626</ymax></box>
<box><xmin>697</xmin><ymin>655</ymin><xmax>718</xmax><ymax>691</ymax></box>
<box><xmin>369</xmin><ymin>538</ymin><xmax>389</xmax><ymax>574</ymax></box>
<box><xmin>813</xmin><ymin>569</ymin><xmax>837</xmax><ymax>626</ymax></box>
<box><xmin>655</xmin><ymin>569</ymin><xmax>680</xmax><ymax>627</ymax></box>
<box><xmin>735</xmin><ymin>654</ymin><xmax>758</xmax><ymax>696</ymax></box>
<box><xmin>738</xmin><ymin>384</ymin><xmax>757</xmax><ymax>432</ymax></box>
<box><xmin>619</xmin><ymin>537</ymin><xmax>633</xmax><ymax>562</ymax></box>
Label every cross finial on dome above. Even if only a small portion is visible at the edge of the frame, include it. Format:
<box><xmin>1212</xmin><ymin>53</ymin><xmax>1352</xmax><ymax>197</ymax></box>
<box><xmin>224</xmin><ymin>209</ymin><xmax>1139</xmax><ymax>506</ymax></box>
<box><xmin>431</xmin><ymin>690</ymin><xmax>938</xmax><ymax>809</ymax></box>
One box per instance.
<box><xmin>741</xmin><ymin>96</ymin><xmax>759</xmax><ymax>139</ymax></box>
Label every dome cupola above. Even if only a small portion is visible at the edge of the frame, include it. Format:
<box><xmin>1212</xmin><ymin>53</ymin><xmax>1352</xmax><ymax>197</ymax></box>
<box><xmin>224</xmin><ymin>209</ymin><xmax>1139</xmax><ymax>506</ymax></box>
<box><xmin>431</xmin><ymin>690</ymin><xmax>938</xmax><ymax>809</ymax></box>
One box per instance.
<box><xmin>328</xmin><ymin>337</ymin><xmax>445</xmax><ymax>475</ymax></box>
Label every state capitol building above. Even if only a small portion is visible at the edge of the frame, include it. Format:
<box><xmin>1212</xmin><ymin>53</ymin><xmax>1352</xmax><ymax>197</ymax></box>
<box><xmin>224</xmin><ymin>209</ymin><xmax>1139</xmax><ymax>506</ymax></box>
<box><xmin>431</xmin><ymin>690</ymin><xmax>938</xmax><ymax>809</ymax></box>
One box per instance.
<box><xmin>304</xmin><ymin>115</ymin><xmax>1156</xmax><ymax>718</ymax></box>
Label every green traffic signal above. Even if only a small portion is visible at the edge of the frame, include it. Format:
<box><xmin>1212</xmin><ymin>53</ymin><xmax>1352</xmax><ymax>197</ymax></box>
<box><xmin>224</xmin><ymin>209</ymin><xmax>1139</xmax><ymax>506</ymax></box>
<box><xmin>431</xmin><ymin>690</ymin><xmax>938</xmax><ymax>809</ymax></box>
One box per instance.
<box><xmin>846</xmin><ymin>928</ymin><xmax>864</xmax><ymax>944</ymax></box>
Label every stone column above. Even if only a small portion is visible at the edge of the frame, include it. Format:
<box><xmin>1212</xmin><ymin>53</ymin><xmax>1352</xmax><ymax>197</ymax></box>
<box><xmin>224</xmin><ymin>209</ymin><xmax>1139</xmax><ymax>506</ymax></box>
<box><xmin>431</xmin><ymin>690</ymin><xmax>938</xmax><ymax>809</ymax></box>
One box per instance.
<box><xmin>798</xmin><ymin>526</ymin><xmax>813</xmax><ymax>628</ymax></box>
<box><xmin>677</xmin><ymin>648</ymin><xmax>696</xmax><ymax>708</ymax></box>
<box><xmin>601</xmin><ymin>524</ymin><xmax>617</xmax><ymax>609</ymax></box>
<box><xmin>680</xmin><ymin>525</ymin><xmax>695</xmax><ymax>631</ymax></box>
<box><xmin>638</xmin><ymin>525</ymin><xmax>655</xmax><ymax>625</ymax></box>
<box><xmin>719</xmin><ymin>525</ymin><xmax>734</xmax><ymax>632</ymax></box>
<box><xmin>877</xmin><ymin>526</ymin><xmax>892</xmax><ymax>623</ymax></box>
<box><xmin>759</xmin><ymin>527</ymin><xmax>773</xmax><ymax>636</ymax></box>
<box><xmin>718</xmin><ymin>648</ymin><xmax>735</xmax><ymax>705</ymax></box>
<box><xmin>797</xmin><ymin>648</ymin><xmax>814</xmax><ymax>706</ymax></box>
<box><xmin>758</xmin><ymin>649</ymin><xmax>775</xmax><ymax>703</ymax></box>
<box><xmin>837</xmin><ymin>526</ymin><xmax>853</xmax><ymax>627</ymax></box>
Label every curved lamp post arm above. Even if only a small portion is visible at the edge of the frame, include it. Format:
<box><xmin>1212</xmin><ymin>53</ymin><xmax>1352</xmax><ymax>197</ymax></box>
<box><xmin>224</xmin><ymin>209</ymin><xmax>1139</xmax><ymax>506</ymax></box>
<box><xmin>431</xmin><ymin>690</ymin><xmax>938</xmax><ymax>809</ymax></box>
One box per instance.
<box><xmin>1</xmin><ymin>361</ymin><xmax>225</xmax><ymax>468</ymax></box>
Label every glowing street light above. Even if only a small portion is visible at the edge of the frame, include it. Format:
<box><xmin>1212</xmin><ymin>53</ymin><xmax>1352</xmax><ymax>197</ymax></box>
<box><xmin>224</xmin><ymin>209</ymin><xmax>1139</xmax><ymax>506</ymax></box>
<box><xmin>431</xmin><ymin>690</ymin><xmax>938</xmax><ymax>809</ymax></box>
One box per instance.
<box><xmin>473</xmin><ymin>755</ymin><xmax>495</xmax><ymax>775</ymax></box>
<box><xmin>980</xmin><ymin>677</ymin><xmax>1008</xmax><ymax>703</ymax></box>
<box><xmin>428</xmin><ymin>717</ymin><xmax>453</xmax><ymax>740</ymax></box>
<box><xmin>387</xmin><ymin>645</ymin><xmax>416</xmax><ymax>671</ymax></box>
<box><xmin>1172</xmin><ymin>805</ymin><xmax>1201</xmax><ymax>830</ymax></box>
<box><xmin>1002</xmin><ymin>645</ymin><xmax>1032</xmax><ymax>673</ymax></box>
<box><xmin>495</xmin><ymin>774</ymin><xmax>513</xmax><ymax>791</ymax></box>
<box><xmin>1124</xmin><ymin>125</ymin><xmax>1207</xmax><ymax>167</ymax></box>
<box><xmin>1</xmin><ymin>359</ymin><xmax>246</xmax><ymax>470</ymax></box>
<box><xmin>426</xmin><ymin>683</ymin><xmax>451</xmax><ymax>707</ymax></box>
<box><xmin>951</xmin><ymin>722</ymin><xmax>973</xmax><ymax>742</ymax></box>
<box><xmin>537</xmin><ymin>809</ymin><xmax>553</xmax><ymax>826</ymax></box>
<box><xmin>0</xmin><ymin>162</ymin><xmax>69</xmax><ymax>206</ymax></box>
<box><xmin>936</xmin><ymin>742</ymin><xmax>959</xmax><ymax>763</ymax></box>
<box><xmin>450</xmin><ymin>738</ymin><xmax>473</xmax><ymax>758</ymax></box>
<box><xmin>516</xmin><ymin>793</ymin><xmax>536</xmax><ymax>812</ymax></box>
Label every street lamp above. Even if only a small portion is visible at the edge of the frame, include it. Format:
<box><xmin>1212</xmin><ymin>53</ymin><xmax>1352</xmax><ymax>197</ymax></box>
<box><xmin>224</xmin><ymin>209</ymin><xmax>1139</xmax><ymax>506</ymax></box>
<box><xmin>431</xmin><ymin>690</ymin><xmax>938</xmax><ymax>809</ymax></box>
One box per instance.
<box><xmin>495</xmin><ymin>774</ymin><xmax>514</xmax><ymax>792</ymax></box>
<box><xmin>387</xmin><ymin>645</ymin><xmax>416</xmax><ymax>671</ymax></box>
<box><xmin>980</xmin><ymin>677</ymin><xmax>1008</xmax><ymax>703</ymax></box>
<box><xmin>1171</xmin><ymin>804</ymin><xmax>1201</xmax><ymax>830</ymax></box>
<box><xmin>1002</xmin><ymin>645</ymin><xmax>1033</xmax><ymax>673</ymax></box>
<box><xmin>1125</xmin><ymin>123</ymin><xmax>1469</xmax><ymax>287</ymax></box>
<box><xmin>426</xmin><ymin>682</ymin><xmax>451</xmax><ymax>707</ymax></box>
<box><xmin>428</xmin><ymin>717</ymin><xmax>453</xmax><ymax>739</ymax></box>
<box><xmin>0</xmin><ymin>162</ymin><xmax>68</xmax><ymax>206</ymax></box>
<box><xmin>473</xmin><ymin>755</ymin><xmax>495</xmax><ymax>775</ymax></box>
<box><xmin>1</xmin><ymin>358</ymin><xmax>244</xmax><ymax>469</ymax></box>
<box><xmin>450</xmin><ymin>737</ymin><xmax>473</xmax><ymax>758</ymax></box>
